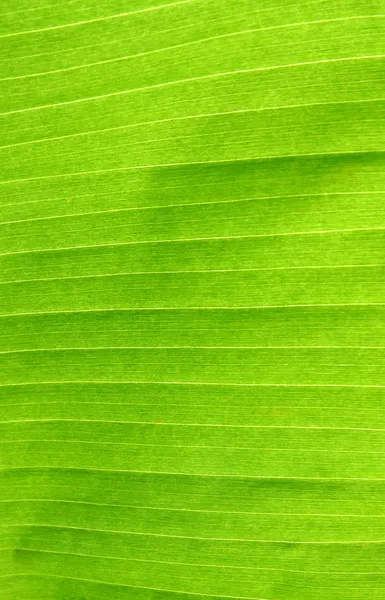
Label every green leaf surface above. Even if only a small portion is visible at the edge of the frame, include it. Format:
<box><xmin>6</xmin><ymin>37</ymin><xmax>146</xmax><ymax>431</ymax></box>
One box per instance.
<box><xmin>1</xmin><ymin>0</ymin><xmax>385</xmax><ymax>598</ymax></box>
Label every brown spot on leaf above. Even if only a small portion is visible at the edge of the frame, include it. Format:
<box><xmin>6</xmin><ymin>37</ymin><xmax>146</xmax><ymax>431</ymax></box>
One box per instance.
<box><xmin>271</xmin><ymin>408</ymin><xmax>287</xmax><ymax>417</ymax></box>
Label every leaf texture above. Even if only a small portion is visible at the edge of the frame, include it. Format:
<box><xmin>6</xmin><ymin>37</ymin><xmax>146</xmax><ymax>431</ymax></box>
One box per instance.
<box><xmin>1</xmin><ymin>0</ymin><xmax>385</xmax><ymax>598</ymax></box>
